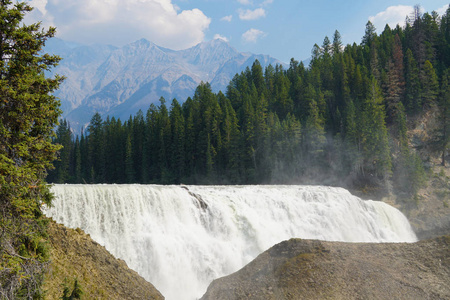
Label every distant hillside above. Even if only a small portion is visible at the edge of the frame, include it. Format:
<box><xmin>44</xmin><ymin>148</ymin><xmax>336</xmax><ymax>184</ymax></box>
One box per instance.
<box><xmin>46</xmin><ymin>38</ymin><xmax>285</xmax><ymax>130</ymax></box>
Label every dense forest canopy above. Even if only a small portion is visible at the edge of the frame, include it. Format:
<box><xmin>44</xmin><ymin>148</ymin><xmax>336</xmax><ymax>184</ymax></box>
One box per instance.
<box><xmin>49</xmin><ymin>5</ymin><xmax>450</xmax><ymax>198</ymax></box>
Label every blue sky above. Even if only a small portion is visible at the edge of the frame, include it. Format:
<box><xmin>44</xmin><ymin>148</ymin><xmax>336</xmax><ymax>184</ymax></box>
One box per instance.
<box><xmin>26</xmin><ymin>0</ymin><xmax>449</xmax><ymax>63</ymax></box>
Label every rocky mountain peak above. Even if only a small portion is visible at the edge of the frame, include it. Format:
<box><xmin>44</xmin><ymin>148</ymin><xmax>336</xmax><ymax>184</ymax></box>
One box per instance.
<box><xmin>47</xmin><ymin>38</ymin><xmax>285</xmax><ymax>131</ymax></box>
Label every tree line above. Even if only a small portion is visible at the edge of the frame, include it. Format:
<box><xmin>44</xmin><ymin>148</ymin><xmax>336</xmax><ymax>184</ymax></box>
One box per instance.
<box><xmin>48</xmin><ymin>5</ymin><xmax>450</xmax><ymax>197</ymax></box>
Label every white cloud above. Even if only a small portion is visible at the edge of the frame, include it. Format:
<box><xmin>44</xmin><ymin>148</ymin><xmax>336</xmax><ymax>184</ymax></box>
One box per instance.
<box><xmin>221</xmin><ymin>15</ymin><xmax>233</xmax><ymax>22</ymax></box>
<box><xmin>213</xmin><ymin>34</ymin><xmax>229</xmax><ymax>42</ymax></box>
<box><xmin>436</xmin><ymin>4</ymin><xmax>449</xmax><ymax>16</ymax></box>
<box><xmin>24</xmin><ymin>0</ymin><xmax>211</xmax><ymax>50</ymax></box>
<box><xmin>238</xmin><ymin>8</ymin><xmax>266</xmax><ymax>20</ymax></box>
<box><xmin>237</xmin><ymin>0</ymin><xmax>252</xmax><ymax>5</ymax></box>
<box><xmin>28</xmin><ymin>0</ymin><xmax>48</xmax><ymax>15</ymax></box>
<box><xmin>369</xmin><ymin>5</ymin><xmax>413</xmax><ymax>31</ymax></box>
<box><xmin>262</xmin><ymin>0</ymin><xmax>273</xmax><ymax>6</ymax></box>
<box><xmin>242</xmin><ymin>28</ymin><xmax>266</xmax><ymax>43</ymax></box>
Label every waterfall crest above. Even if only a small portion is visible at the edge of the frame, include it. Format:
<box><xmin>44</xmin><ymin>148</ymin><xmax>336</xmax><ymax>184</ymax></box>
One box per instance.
<box><xmin>46</xmin><ymin>184</ymin><xmax>417</xmax><ymax>300</ymax></box>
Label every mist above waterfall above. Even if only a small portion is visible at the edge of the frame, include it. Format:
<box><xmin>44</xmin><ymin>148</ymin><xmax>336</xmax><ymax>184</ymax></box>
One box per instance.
<box><xmin>46</xmin><ymin>184</ymin><xmax>417</xmax><ymax>300</ymax></box>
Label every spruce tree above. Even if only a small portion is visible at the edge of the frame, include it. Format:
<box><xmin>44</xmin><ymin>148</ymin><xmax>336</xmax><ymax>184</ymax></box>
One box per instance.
<box><xmin>51</xmin><ymin>119</ymin><xmax>73</xmax><ymax>183</ymax></box>
<box><xmin>87</xmin><ymin>112</ymin><xmax>104</xmax><ymax>183</ymax></box>
<box><xmin>420</xmin><ymin>60</ymin><xmax>439</xmax><ymax>108</ymax></box>
<box><xmin>170</xmin><ymin>99</ymin><xmax>186</xmax><ymax>182</ymax></box>
<box><xmin>433</xmin><ymin>68</ymin><xmax>450</xmax><ymax>166</ymax></box>
<box><xmin>361</xmin><ymin>78</ymin><xmax>392</xmax><ymax>184</ymax></box>
<box><xmin>303</xmin><ymin>99</ymin><xmax>326</xmax><ymax>163</ymax></box>
<box><xmin>404</xmin><ymin>49</ymin><xmax>421</xmax><ymax>112</ymax></box>
<box><xmin>332</xmin><ymin>30</ymin><xmax>343</xmax><ymax>55</ymax></box>
<box><xmin>0</xmin><ymin>1</ymin><xmax>63</xmax><ymax>297</ymax></box>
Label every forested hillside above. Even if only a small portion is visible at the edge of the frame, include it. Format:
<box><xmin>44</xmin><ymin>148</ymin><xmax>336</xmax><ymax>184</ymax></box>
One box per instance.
<box><xmin>49</xmin><ymin>6</ymin><xmax>450</xmax><ymax>198</ymax></box>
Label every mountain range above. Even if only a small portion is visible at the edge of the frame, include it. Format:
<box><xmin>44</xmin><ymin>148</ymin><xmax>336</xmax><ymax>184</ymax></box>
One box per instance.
<box><xmin>45</xmin><ymin>38</ymin><xmax>286</xmax><ymax>131</ymax></box>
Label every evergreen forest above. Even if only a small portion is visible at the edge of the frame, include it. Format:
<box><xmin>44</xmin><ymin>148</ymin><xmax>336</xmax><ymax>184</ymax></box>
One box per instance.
<box><xmin>48</xmin><ymin>6</ymin><xmax>450</xmax><ymax>197</ymax></box>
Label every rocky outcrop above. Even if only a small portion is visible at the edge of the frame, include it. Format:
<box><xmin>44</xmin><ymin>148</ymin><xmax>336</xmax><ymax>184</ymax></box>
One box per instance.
<box><xmin>400</xmin><ymin>165</ymin><xmax>450</xmax><ymax>240</ymax></box>
<box><xmin>43</xmin><ymin>219</ymin><xmax>164</xmax><ymax>300</ymax></box>
<box><xmin>201</xmin><ymin>237</ymin><xmax>450</xmax><ymax>300</ymax></box>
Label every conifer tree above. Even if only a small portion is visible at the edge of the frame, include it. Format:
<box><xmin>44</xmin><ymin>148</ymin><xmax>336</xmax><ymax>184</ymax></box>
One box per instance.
<box><xmin>51</xmin><ymin>119</ymin><xmax>73</xmax><ymax>183</ymax></box>
<box><xmin>385</xmin><ymin>34</ymin><xmax>405</xmax><ymax>122</ymax></box>
<box><xmin>0</xmin><ymin>1</ymin><xmax>63</xmax><ymax>297</ymax></box>
<box><xmin>218</xmin><ymin>93</ymin><xmax>241</xmax><ymax>182</ymax></box>
<box><xmin>362</xmin><ymin>21</ymin><xmax>377</xmax><ymax>47</ymax></box>
<box><xmin>438</xmin><ymin>5</ymin><xmax>450</xmax><ymax>69</ymax></box>
<box><xmin>73</xmin><ymin>136</ymin><xmax>82</xmax><ymax>183</ymax></box>
<box><xmin>125</xmin><ymin>134</ymin><xmax>134</xmax><ymax>183</ymax></box>
<box><xmin>157</xmin><ymin>98</ymin><xmax>171</xmax><ymax>182</ymax></box>
<box><xmin>332</xmin><ymin>30</ymin><xmax>343</xmax><ymax>55</ymax></box>
<box><xmin>170</xmin><ymin>99</ymin><xmax>186</xmax><ymax>182</ymax></box>
<box><xmin>132</xmin><ymin>110</ymin><xmax>145</xmax><ymax>183</ymax></box>
<box><xmin>361</xmin><ymin>78</ymin><xmax>392</xmax><ymax>183</ymax></box>
<box><xmin>432</xmin><ymin>68</ymin><xmax>450</xmax><ymax>166</ymax></box>
<box><xmin>87</xmin><ymin>112</ymin><xmax>104</xmax><ymax>183</ymax></box>
<box><xmin>404</xmin><ymin>49</ymin><xmax>421</xmax><ymax>112</ymax></box>
<box><xmin>420</xmin><ymin>60</ymin><xmax>439</xmax><ymax>107</ymax></box>
<box><xmin>303</xmin><ymin>100</ymin><xmax>326</xmax><ymax>163</ymax></box>
<box><xmin>343</xmin><ymin>99</ymin><xmax>362</xmax><ymax>175</ymax></box>
<box><xmin>322</xmin><ymin>36</ymin><xmax>331</xmax><ymax>55</ymax></box>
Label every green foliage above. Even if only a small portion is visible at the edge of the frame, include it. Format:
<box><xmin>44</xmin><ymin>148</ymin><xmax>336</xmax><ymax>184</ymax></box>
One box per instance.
<box><xmin>49</xmin><ymin>6</ymin><xmax>449</xmax><ymax>196</ymax></box>
<box><xmin>62</xmin><ymin>278</ymin><xmax>83</xmax><ymax>300</ymax></box>
<box><xmin>430</xmin><ymin>67</ymin><xmax>450</xmax><ymax>166</ymax></box>
<box><xmin>360</xmin><ymin>78</ymin><xmax>392</xmax><ymax>181</ymax></box>
<box><xmin>0</xmin><ymin>1</ymin><xmax>63</xmax><ymax>298</ymax></box>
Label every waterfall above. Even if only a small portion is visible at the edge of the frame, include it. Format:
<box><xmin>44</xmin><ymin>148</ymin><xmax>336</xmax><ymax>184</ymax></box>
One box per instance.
<box><xmin>46</xmin><ymin>184</ymin><xmax>417</xmax><ymax>300</ymax></box>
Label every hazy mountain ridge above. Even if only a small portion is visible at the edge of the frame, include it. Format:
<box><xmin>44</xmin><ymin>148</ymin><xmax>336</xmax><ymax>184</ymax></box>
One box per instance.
<box><xmin>46</xmin><ymin>38</ymin><xmax>285</xmax><ymax>129</ymax></box>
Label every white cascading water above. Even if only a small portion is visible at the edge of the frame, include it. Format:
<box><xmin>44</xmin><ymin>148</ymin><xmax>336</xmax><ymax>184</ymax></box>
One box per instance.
<box><xmin>46</xmin><ymin>184</ymin><xmax>417</xmax><ymax>300</ymax></box>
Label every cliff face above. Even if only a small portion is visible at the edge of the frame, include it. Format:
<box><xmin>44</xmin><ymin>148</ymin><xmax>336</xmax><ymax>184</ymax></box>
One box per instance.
<box><xmin>399</xmin><ymin>107</ymin><xmax>450</xmax><ymax>240</ymax></box>
<box><xmin>42</xmin><ymin>220</ymin><xmax>164</xmax><ymax>300</ymax></box>
<box><xmin>201</xmin><ymin>237</ymin><xmax>450</xmax><ymax>300</ymax></box>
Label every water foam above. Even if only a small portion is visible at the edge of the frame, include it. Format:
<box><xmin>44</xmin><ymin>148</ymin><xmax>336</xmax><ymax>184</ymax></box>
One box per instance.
<box><xmin>47</xmin><ymin>184</ymin><xmax>417</xmax><ymax>300</ymax></box>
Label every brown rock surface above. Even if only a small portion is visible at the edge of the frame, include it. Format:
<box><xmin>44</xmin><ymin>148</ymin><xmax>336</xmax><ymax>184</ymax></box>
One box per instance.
<box><xmin>42</xmin><ymin>219</ymin><xmax>164</xmax><ymax>300</ymax></box>
<box><xmin>403</xmin><ymin>165</ymin><xmax>450</xmax><ymax>240</ymax></box>
<box><xmin>201</xmin><ymin>237</ymin><xmax>450</xmax><ymax>300</ymax></box>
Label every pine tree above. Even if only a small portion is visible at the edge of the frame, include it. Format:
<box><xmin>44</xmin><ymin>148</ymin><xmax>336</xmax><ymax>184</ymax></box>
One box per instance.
<box><xmin>125</xmin><ymin>133</ymin><xmax>134</xmax><ymax>183</ymax></box>
<box><xmin>87</xmin><ymin>112</ymin><xmax>104</xmax><ymax>183</ymax></box>
<box><xmin>170</xmin><ymin>99</ymin><xmax>185</xmax><ymax>182</ymax></box>
<box><xmin>157</xmin><ymin>97</ymin><xmax>171</xmax><ymax>183</ymax></box>
<box><xmin>343</xmin><ymin>99</ymin><xmax>362</xmax><ymax>175</ymax></box>
<box><xmin>384</xmin><ymin>34</ymin><xmax>405</xmax><ymax>122</ymax></box>
<box><xmin>251</xmin><ymin>59</ymin><xmax>266</xmax><ymax>97</ymax></box>
<box><xmin>360</xmin><ymin>78</ymin><xmax>392</xmax><ymax>184</ymax></box>
<box><xmin>0</xmin><ymin>1</ymin><xmax>63</xmax><ymax>297</ymax></box>
<box><xmin>432</xmin><ymin>68</ymin><xmax>450</xmax><ymax>166</ymax></box>
<box><xmin>303</xmin><ymin>99</ymin><xmax>326</xmax><ymax>163</ymax></box>
<box><xmin>362</xmin><ymin>21</ymin><xmax>377</xmax><ymax>47</ymax></box>
<box><xmin>51</xmin><ymin>119</ymin><xmax>73</xmax><ymax>183</ymax></box>
<box><xmin>332</xmin><ymin>30</ymin><xmax>343</xmax><ymax>55</ymax></box>
<box><xmin>420</xmin><ymin>60</ymin><xmax>439</xmax><ymax>108</ymax></box>
<box><xmin>438</xmin><ymin>5</ymin><xmax>450</xmax><ymax>69</ymax></box>
<box><xmin>79</xmin><ymin>129</ymin><xmax>89</xmax><ymax>183</ymax></box>
<box><xmin>322</xmin><ymin>36</ymin><xmax>331</xmax><ymax>55</ymax></box>
<box><xmin>73</xmin><ymin>136</ymin><xmax>82</xmax><ymax>183</ymax></box>
<box><xmin>404</xmin><ymin>48</ymin><xmax>421</xmax><ymax>112</ymax></box>
<box><xmin>132</xmin><ymin>110</ymin><xmax>145</xmax><ymax>183</ymax></box>
<box><xmin>218</xmin><ymin>93</ymin><xmax>241</xmax><ymax>182</ymax></box>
